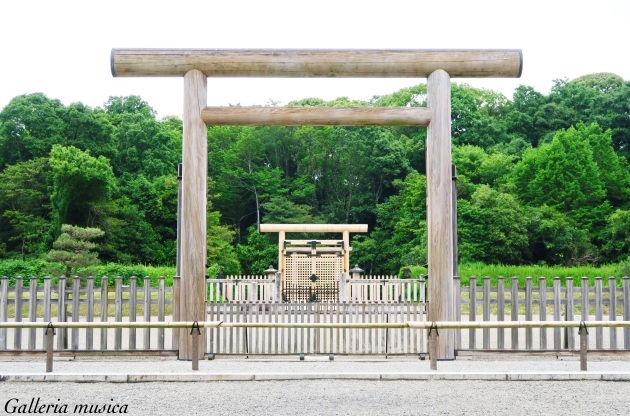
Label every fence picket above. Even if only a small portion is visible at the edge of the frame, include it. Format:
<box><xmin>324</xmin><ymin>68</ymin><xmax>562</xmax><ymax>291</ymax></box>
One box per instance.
<box><xmin>454</xmin><ymin>276</ymin><xmax>461</xmax><ymax>350</ymax></box>
<box><xmin>28</xmin><ymin>277</ymin><xmax>37</xmax><ymax>350</ymax></box>
<box><xmin>525</xmin><ymin>277</ymin><xmax>532</xmax><ymax>350</ymax></box>
<box><xmin>553</xmin><ymin>277</ymin><xmax>561</xmax><ymax>349</ymax></box>
<box><xmin>114</xmin><ymin>277</ymin><xmax>123</xmax><ymax>350</ymax></box>
<box><xmin>511</xmin><ymin>277</ymin><xmax>518</xmax><ymax>350</ymax></box>
<box><xmin>595</xmin><ymin>277</ymin><xmax>603</xmax><ymax>349</ymax></box>
<box><xmin>0</xmin><ymin>276</ymin><xmax>8</xmax><ymax>350</ymax></box>
<box><xmin>609</xmin><ymin>277</ymin><xmax>617</xmax><ymax>350</ymax></box>
<box><xmin>539</xmin><ymin>277</ymin><xmax>547</xmax><ymax>350</ymax></box>
<box><xmin>43</xmin><ymin>277</ymin><xmax>51</xmax><ymax>334</ymax></box>
<box><xmin>57</xmin><ymin>277</ymin><xmax>66</xmax><ymax>350</ymax></box>
<box><xmin>469</xmin><ymin>277</ymin><xmax>476</xmax><ymax>350</ymax></box>
<box><xmin>72</xmin><ymin>276</ymin><xmax>80</xmax><ymax>350</ymax></box>
<box><xmin>100</xmin><ymin>277</ymin><xmax>109</xmax><ymax>350</ymax></box>
<box><xmin>158</xmin><ymin>277</ymin><xmax>165</xmax><ymax>350</ymax></box>
<box><xmin>86</xmin><ymin>277</ymin><xmax>94</xmax><ymax>350</ymax></box>
<box><xmin>483</xmin><ymin>277</ymin><xmax>490</xmax><ymax>350</ymax></box>
<box><xmin>581</xmin><ymin>277</ymin><xmax>589</xmax><ymax>325</ymax></box>
<box><xmin>144</xmin><ymin>277</ymin><xmax>151</xmax><ymax>350</ymax></box>
<box><xmin>129</xmin><ymin>277</ymin><xmax>137</xmax><ymax>349</ymax></box>
<box><xmin>497</xmin><ymin>277</ymin><xmax>505</xmax><ymax>349</ymax></box>
<box><xmin>624</xmin><ymin>277</ymin><xmax>630</xmax><ymax>349</ymax></box>
<box><xmin>566</xmin><ymin>278</ymin><xmax>575</xmax><ymax>350</ymax></box>
<box><xmin>14</xmin><ymin>277</ymin><xmax>23</xmax><ymax>350</ymax></box>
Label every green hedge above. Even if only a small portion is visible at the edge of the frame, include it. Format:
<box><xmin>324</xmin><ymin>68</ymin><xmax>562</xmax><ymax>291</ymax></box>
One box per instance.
<box><xmin>0</xmin><ymin>259</ymin><xmax>176</xmax><ymax>287</ymax></box>
<box><xmin>400</xmin><ymin>262</ymin><xmax>626</xmax><ymax>287</ymax></box>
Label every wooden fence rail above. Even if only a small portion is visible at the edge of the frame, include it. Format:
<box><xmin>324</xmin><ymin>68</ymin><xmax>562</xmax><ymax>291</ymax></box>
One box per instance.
<box><xmin>6</xmin><ymin>319</ymin><xmax>629</xmax><ymax>372</ymax></box>
<box><xmin>0</xmin><ymin>276</ymin><xmax>173</xmax><ymax>352</ymax></box>
<box><xmin>455</xmin><ymin>276</ymin><xmax>630</xmax><ymax>351</ymax></box>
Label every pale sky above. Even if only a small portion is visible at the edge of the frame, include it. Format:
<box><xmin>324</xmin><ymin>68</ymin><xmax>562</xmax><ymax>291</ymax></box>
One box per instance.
<box><xmin>1</xmin><ymin>0</ymin><xmax>628</xmax><ymax>119</ymax></box>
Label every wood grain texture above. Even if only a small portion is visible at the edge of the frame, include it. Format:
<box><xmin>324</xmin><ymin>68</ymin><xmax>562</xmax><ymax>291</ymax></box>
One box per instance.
<box><xmin>111</xmin><ymin>48</ymin><xmax>523</xmax><ymax>78</ymax></box>
<box><xmin>426</xmin><ymin>69</ymin><xmax>455</xmax><ymax>360</ymax></box>
<box><xmin>201</xmin><ymin>107</ymin><xmax>431</xmax><ymax>126</ymax></box>
<box><xmin>179</xmin><ymin>69</ymin><xmax>208</xmax><ymax>360</ymax></box>
<box><xmin>260</xmin><ymin>224</ymin><xmax>368</xmax><ymax>233</ymax></box>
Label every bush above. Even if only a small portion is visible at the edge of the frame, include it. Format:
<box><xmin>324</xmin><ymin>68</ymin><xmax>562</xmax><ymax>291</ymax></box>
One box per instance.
<box><xmin>0</xmin><ymin>260</ymin><xmax>176</xmax><ymax>286</ymax></box>
<box><xmin>0</xmin><ymin>259</ymin><xmax>51</xmax><ymax>285</ymax></box>
<box><xmin>618</xmin><ymin>256</ymin><xmax>630</xmax><ymax>277</ymax></box>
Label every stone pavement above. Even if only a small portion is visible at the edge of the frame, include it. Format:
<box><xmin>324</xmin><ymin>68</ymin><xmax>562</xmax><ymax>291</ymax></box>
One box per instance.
<box><xmin>2</xmin><ymin>354</ymin><xmax>630</xmax><ymax>382</ymax></box>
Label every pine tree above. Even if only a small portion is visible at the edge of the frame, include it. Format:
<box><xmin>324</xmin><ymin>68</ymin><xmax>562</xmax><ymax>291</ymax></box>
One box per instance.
<box><xmin>46</xmin><ymin>224</ymin><xmax>104</xmax><ymax>277</ymax></box>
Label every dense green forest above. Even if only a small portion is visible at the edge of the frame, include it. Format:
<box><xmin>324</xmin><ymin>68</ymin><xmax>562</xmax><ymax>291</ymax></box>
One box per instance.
<box><xmin>0</xmin><ymin>73</ymin><xmax>628</xmax><ymax>275</ymax></box>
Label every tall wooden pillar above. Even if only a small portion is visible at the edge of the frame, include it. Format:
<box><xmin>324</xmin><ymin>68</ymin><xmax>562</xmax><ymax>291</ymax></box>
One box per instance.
<box><xmin>426</xmin><ymin>69</ymin><xmax>455</xmax><ymax>360</ymax></box>
<box><xmin>179</xmin><ymin>69</ymin><xmax>208</xmax><ymax>360</ymax></box>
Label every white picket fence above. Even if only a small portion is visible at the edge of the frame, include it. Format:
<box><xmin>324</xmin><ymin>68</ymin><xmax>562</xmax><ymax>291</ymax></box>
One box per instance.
<box><xmin>206</xmin><ymin>302</ymin><xmax>426</xmax><ymax>355</ymax></box>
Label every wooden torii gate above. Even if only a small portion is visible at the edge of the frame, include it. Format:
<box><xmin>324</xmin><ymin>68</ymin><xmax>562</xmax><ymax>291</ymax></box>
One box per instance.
<box><xmin>111</xmin><ymin>48</ymin><xmax>522</xmax><ymax>360</ymax></box>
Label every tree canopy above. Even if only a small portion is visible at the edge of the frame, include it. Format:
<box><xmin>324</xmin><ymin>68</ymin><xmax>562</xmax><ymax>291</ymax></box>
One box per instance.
<box><xmin>0</xmin><ymin>72</ymin><xmax>628</xmax><ymax>273</ymax></box>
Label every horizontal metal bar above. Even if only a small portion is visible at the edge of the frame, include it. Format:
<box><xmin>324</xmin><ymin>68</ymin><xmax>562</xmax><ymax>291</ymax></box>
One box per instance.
<box><xmin>0</xmin><ymin>321</ymin><xmax>223</xmax><ymax>329</ymax></box>
<box><xmin>2</xmin><ymin>320</ymin><xmax>630</xmax><ymax>330</ymax></box>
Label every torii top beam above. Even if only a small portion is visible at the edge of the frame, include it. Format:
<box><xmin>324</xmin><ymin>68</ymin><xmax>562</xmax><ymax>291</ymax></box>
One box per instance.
<box><xmin>111</xmin><ymin>49</ymin><xmax>522</xmax><ymax>78</ymax></box>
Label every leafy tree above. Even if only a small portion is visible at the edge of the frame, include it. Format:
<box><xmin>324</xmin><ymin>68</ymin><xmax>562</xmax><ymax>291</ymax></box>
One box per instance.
<box><xmin>600</xmin><ymin>210</ymin><xmax>630</xmax><ymax>263</ymax></box>
<box><xmin>458</xmin><ymin>186</ymin><xmax>529</xmax><ymax>264</ymax></box>
<box><xmin>579</xmin><ymin>123</ymin><xmax>630</xmax><ymax>208</ymax></box>
<box><xmin>49</xmin><ymin>145</ymin><xmax>116</xmax><ymax>235</ymax></box>
<box><xmin>533</xmin><ymin>102</ymin><xmax>577</xmax><ymax>145</ymax></box>
<box><xmin>93</xmin><ymin>197</ymin><xmax>166</xmax><ymax>265</ymax></box>
<box><xmin>207</xmin><ymin>210</ymin><xmax>241</xmax><ymax>275</ymax></box>
<box><xmin>62</xmin><ymin>102</ymin><xmax>115</xmax><ymax>159</ymax></box>
<box><xmin>262</xmin><ymin>196</ymin><xmax>319</xmax><ymax>224</ymax></box>
<box><xmin>450</xmin><ymin>84</ymin><xmax>481</xmax><ymax>143</ymax></box>
<box><xmin>208</xmin><ymin>126</ymin><xmax>284</xmax><ymax>233</ymax></box>
<box><xmin>0</xmin><ymin>157</ymin><xmax>51</xmax><ymax>257</ymax></box>
<box><xmin>452</xmin><ymin>145</ymin><xmax>488</xmax><ymax>184</ymax></box>
<box><xmin>0</xmin><ymin>93</ymin><xmax>66</xmax><ymax>168</ymax></box>
<box><xmin>46</xmin><ymin>224</ymin><xmax>105</xmax><ymax>277</ymax></box>
<box><xmin>504</xmin><ymin>85</ymin><xmax>547</xmax><ymax>147</ymax></box>
<box><xmin>527</xmin><ymin>205</ymin><xmax>596</xmax><ymax>266</ymax></box>
<box><xmin>2</xmin><ymin>211</ymin><xmax>48</xmax><ymax>260</ymax></box>
<box><xmin>549</xmin><ymin>74</ymin><xmax>630</xmax><ymax>160</ymax></box>
<box><xmin>104</xmin><ymin>95</ymin><xmax>155</xmax><ymax>122</ymax></box>
<box><xmin>353</xmin><ymin>172</ymin><xmax>427</xmax><ymax>274</ymax></box>
<box><xmin>236</xmin><ymin>226</ymin><xmax>277</xmax><ymax>275</ymax></box>
<box><xmin>477</xmin><ymin>152</ymin><xmax>515</xmax><ymax>189</ymax></box>
<box><xmin>511</xmin><ymin>125</ymin><xmax>609</xmax><ymax>232</ymax></box>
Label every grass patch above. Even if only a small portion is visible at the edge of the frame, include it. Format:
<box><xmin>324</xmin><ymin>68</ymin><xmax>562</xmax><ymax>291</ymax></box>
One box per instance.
<box><xmin>0</xmin><ymin>259</ymin><xmax>176</xmax><ymax>287</ymax></box>
<box><xmin>402</xmin><ymin>262</ymin><xmax>625</xmax><ymax>287</ymax></box>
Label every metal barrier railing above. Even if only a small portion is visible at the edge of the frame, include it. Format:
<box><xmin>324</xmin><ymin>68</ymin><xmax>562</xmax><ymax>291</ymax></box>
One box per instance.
<box><xmin>2</xmin><ymin>320</ymin><xmax>629</xmax><ymax>373</ymax></box>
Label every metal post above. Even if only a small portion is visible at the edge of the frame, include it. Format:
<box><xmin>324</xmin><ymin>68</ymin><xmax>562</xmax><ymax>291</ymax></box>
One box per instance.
<box><xmin>429</xmin><ymin>323</ymin><xmax>439</xmax><ymax>371</ymax></box>
<box><xmin>191</xmin><ymin>321</ymin><xmax>201</xmax><ymax>370</ymax></box>
<box><xmin>45</xmin><ymin>323</ymin><xmax>55</xmax><ymax>373</ymax></box>
<box><xmin>579</xmin><ymin>322</ymin><xmax>588</xmax><ymax>371</ymax></box>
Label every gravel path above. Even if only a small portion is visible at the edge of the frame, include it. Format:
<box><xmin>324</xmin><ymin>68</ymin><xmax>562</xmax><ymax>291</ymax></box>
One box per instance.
<box><xmin>3</xmin><ymin>355</ymin><xmax>630</xmax><ymax>374</ymax></box>
<box><xmin>2</xmin><ymin>357</ymin><xmax>630</xmax><ymax>415</ymax></box>
<box><xmin>2</xmin><ymin>379</ymin><xmax>629</xmax><ymax>415</ymax></box>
